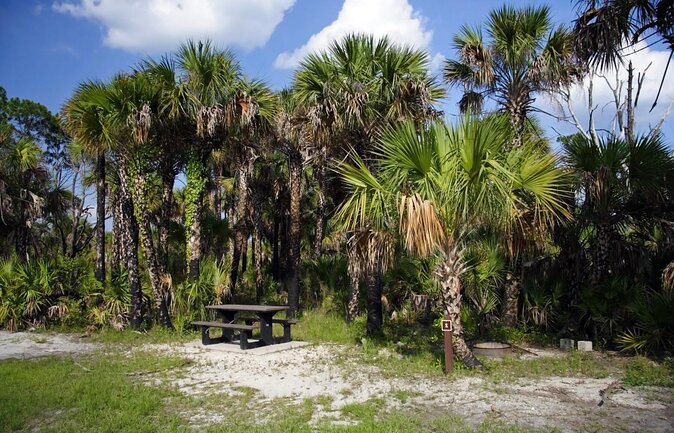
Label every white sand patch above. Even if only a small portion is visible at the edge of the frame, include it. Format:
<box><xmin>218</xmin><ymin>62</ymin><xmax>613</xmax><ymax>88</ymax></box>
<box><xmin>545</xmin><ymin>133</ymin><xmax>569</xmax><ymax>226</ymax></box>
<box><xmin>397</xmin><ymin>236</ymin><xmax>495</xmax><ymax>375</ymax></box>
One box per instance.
<box><xmin>0</xmin><ymin>331</ymin><xmax>98</xmax><ymax>359</ymax></box>
<box><xmin>150</xmin><ymin>339</ymin><xmax>674</xmax><ymax>432</ymax></box>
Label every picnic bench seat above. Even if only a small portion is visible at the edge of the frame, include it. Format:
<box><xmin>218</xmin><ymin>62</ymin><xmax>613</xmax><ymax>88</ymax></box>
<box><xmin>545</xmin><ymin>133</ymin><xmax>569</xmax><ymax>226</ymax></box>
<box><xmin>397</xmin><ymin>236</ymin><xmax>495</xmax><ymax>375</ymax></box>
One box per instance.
<box><xmin>192</xmin><ymin>321</ymin><xmax>256</xmax><ymax>349</ymax></box>
<box><xmin>238</xmin><ymin>317</ymin><xmax>299</xmax><ymax>342</ymax></box>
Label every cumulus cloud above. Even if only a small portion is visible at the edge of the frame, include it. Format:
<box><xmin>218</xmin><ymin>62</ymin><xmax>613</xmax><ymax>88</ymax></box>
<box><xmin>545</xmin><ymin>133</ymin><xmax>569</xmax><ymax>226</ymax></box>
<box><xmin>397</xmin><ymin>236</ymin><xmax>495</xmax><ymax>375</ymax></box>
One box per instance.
<box><xmin>53</xmin><ymin>0</ymin><xmax>295</xmax><ymax>54</ymax></box>
<box><xmin>274</xmin><ymin>0</ymin><xmax>432</xmax><ymax>69</ymax></box>
<box><xmin>549</xmin><ymin>43</ymin><xmax>674</xmax><ymax>136</ymax></box>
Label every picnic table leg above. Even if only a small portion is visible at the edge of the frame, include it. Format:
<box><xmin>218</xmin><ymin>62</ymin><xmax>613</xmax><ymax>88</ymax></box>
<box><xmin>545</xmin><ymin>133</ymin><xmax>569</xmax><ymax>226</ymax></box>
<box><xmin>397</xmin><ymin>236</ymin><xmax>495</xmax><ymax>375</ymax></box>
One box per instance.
<box><xmin>259</xmin><ymin>313</ymin><xmax>274</xmax><ymax>346</ymax></box>
<box><xmin>216</xmin><ymin>311</ymin><xmax>236</xmax><ymax>342</ymax></box>
<box><xmin>282</xmin><ymin>323</ymin><xmax>292</xmax><ymax>343</ymax></box>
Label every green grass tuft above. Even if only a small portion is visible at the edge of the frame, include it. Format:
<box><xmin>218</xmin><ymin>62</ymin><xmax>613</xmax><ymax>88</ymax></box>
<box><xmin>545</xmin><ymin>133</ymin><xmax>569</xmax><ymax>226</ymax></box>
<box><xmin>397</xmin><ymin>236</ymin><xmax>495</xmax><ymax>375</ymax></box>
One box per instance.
<box><xmin>623</xmin><ymin>356</ymin><xmax>674</xmax><ymax>387</ymax></box>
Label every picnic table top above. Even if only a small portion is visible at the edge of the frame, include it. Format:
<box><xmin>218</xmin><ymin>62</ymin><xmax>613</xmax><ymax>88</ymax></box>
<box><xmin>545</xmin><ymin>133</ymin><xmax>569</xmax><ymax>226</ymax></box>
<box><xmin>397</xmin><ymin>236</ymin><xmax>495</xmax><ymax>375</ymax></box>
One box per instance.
<box><xmin>206</xmin><ymin>304</ymin><xmax>289</xmax><ymax>313</ymax></box>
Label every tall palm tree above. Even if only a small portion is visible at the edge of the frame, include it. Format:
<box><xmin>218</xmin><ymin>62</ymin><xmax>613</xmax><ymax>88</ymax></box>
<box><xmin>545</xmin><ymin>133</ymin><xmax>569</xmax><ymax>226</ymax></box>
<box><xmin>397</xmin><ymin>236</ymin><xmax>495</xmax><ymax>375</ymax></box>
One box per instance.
<box><xmin>294</xmin><ymin>34</ymin><xmax>444</xmax><ymax>330</ymax></box>
<box><xmin>139</xmin><ymin>55</ymin><xmax>187</xmax><ymax>276</ymax></box>
<box><xmin>225</xmin><ymin>79</ymin><xmax>277</xmax><ymax>298</ymax></box>
<box><xmin>275</xmin><ymin>89</ymin><xmax>308</xmax><ymax>317</ymax></box>
<box><xmin>177</xmin><ymin>40</ymin><xmax>241</xmax><ymax>280</ymax></box>
<box><xmin>444</xmin><ymin>5</ymin><xmax>578</xmax><ymax>145</ymax></box>
<box><xmin>445</xmin><ymin>7</ymin><xmax>578</xmax><ymax>324</ymax></box>
<box><xmin>336</xmin><ymin>116</ymin><xmax>570</xmax><ymax>366</ymax></box>
<box><xmin>105</xmin><ymin>72</ymin><xmax>173</xmax><ymax>329</ymax></box>
<box><xmin>61</xmin><ymin>80</ymin><xmax>147</xmax><ymax>328</ymax></box>
<box><xmin>60</xmin><ymin>81</ymin><xmax>109</xmax><ymax>284</ymax></box>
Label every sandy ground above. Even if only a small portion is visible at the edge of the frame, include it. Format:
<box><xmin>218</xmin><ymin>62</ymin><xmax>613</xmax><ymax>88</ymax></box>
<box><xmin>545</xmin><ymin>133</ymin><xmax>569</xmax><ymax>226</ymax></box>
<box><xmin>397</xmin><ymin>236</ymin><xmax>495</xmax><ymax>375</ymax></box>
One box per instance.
<box><xmin>1</xmin><ymin>331</ymin><xmax>672</xmax><ymax>432</ymax></box>
<box><xmin>0</xmin><ymin>331</ymin><xmax>99</xmax><ymax>360</ymax></box>
<box><xmin>154</xmin><ymin>340</ymin><xmax>674</xmax><ymax>432</ymax></box>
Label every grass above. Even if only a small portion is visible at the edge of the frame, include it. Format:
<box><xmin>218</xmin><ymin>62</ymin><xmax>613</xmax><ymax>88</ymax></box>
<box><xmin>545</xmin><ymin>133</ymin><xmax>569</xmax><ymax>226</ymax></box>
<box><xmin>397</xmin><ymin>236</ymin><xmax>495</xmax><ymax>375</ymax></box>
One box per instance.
<box><xmin>0</xmin><ymin>351</ymin><xmax>189</xmax><ymax>433</ymax></box>
<box><xmin>623</xmin><ymin>356</ymin><xmax>674</xmax><ymax>387</ymax></box>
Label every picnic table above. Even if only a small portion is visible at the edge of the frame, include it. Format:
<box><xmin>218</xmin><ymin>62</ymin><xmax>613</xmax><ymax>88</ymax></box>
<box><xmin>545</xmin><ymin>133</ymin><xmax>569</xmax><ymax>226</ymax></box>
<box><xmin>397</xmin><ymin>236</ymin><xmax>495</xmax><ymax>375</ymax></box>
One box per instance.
<box><xmin>192</xmin><ymin>304</ymin><xmax>298</xmax><ymax>349</ymax></box>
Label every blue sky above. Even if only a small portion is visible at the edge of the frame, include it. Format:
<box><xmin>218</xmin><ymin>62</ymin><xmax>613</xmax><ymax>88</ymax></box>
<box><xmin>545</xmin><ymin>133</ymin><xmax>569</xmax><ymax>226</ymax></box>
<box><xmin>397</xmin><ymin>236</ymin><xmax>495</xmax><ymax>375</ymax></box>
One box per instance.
<box><xmin>1</xmin><ymin>0</ymin><xmax>672</xmax><ymax>141</ymax></box>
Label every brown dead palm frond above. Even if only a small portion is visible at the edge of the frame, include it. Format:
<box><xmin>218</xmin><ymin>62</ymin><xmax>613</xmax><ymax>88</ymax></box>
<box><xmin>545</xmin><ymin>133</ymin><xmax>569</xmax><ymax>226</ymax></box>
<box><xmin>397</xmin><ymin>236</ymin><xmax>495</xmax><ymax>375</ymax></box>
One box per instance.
<box><xmin>399</xmin><ymin>193</ymin><xmax>446</xmax><ymax>257</ymax></box>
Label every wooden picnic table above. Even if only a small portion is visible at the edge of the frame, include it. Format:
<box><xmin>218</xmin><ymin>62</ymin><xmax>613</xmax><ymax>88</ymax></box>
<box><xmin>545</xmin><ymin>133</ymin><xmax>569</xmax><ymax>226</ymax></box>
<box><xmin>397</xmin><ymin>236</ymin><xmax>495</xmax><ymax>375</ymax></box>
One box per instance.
<box><xmin>193</xmin><ymin>304</ymin><xmax>297</xmax><ymax>349</ymax></box>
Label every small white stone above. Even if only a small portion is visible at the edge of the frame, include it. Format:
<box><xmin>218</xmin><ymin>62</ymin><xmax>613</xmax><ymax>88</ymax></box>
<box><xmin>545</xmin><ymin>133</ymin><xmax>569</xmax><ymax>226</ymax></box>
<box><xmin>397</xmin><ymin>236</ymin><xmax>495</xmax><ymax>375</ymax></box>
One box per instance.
<box><xmin>577</xmin><ymin>341</ymin><xmax>593</xmax><ymax>352</ymax></box>
<box><xmin>560</xmin><ymin>338</ymin><xmax>575</xmax><ymax>350</ymax></box>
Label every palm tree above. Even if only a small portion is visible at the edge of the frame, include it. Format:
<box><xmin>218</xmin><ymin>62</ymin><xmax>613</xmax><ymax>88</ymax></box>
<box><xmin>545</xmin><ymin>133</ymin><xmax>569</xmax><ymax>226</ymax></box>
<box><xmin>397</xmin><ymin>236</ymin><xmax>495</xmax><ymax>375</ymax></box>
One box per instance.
<box><xmin>177</xmin><ymin>40</ymin><xmax>241</xmax><ymax>280</ymax></box>
<box><xmin>104</xmin><ymin>72</ymin><xmax>174</xmax><ymax>329</ymax></box>
<box><xmin>336</xmin><ymin>116</ymin><xmax>569</xmax><ymax>366</ymax></box>
<box><xmin>139</xmin><ymin>55</ymin><xmax>187</xmax><ymax>275</ymax></box>
<box><xmin>275</xmin><ymin>89</ymin><xmax>308</xmax><ymax>317</ymax></box>
<box><xmin>225</xmin><ymin>79</ymin><xmax>277</xmax><ymax>298</ymax></box>
<box><xmin>444</xmin><ymin>5</ymin><xmax>578</xmax><ymax>145</ymax></box>
<box><xmin>445</xmin><ymin>7</ymin><xmax>579</xmax><ymax>325</ymax></box>
<box><xmin>562</xmin><ymin>133</ymin><xmax>674</xmax><ymax>287</ymax></box>
<box><xmin>60</xmin><ymin>81</ymin><xmax>109</xmax><ymax>284</ymax></box>
<box><xmin>574</xmin><ymin>1</ymin><xmax>673</xmax><ymax>70</ymax></box>
<box><xmin>294</xmin><ymin>34</ymin><xmax>444</xmax><ymax>329</ymax></box>
<box><xmin>61</xmin><ymin>80</ymin><xmax>147</xmax><ymax>328</ymax></box>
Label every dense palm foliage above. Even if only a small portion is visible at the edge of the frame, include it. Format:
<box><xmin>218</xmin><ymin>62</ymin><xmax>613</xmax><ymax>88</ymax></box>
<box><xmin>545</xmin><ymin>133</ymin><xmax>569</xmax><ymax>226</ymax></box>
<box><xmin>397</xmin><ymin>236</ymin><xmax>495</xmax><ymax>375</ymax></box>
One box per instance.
<box><xmin>1</xmin><ymin>4</ymin><xmax>673</xmax><ymax>363</ymax></box>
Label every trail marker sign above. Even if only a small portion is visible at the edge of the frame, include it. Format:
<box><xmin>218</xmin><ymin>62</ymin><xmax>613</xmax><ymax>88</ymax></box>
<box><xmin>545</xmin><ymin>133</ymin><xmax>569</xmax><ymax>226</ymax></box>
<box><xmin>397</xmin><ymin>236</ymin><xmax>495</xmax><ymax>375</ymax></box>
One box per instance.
<box><xmin>441</xmin><ymin>316</ymin><xmax>453</xmax><ymax>374</ymax></box>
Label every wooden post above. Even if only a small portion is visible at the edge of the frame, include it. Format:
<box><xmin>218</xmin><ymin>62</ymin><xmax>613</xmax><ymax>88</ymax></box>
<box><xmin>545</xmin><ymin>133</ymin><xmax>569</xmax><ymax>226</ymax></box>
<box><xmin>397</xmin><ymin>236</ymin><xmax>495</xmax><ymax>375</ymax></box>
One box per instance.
<box><xmin>442</xmin><ymin>315</ymin><xmax>453</xmax><ymax>374</ymax></box>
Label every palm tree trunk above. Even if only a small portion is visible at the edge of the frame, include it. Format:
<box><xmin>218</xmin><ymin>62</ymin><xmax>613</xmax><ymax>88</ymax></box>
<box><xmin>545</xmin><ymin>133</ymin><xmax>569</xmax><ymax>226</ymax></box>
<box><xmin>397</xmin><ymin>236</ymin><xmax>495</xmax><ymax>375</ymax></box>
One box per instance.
<box><xmin>228</xmin><ymin>161</ymin><xmax>252</xmax><ymax>296</ymax></box>
<box><xmin>365</xmin><ymin>260</ymin><xmax>383</xmax><ymax>334</ymax></box>
<box><xmin>346</xmin><ymin>246</ymin><xmax>361</xmax><ymax>322</ymax></box>
<box><xmin>110</xmin><ymin>188</ymin><xmax>122</xmax><ymax>282</ymax></box>
<box><xmin>95</xmin><ymin>152</ymin><xmax>106</xmax><ymax>284</ymax></box>
<box><xmin>591</xmin><ymin>223</ymin><xmax>611</xmax><ymax>286</ymax></box>
<box><xmin>129</xmin><ymin>168</ymin><xmax>173</xmax><ymax>329</ymax></box>
<box><xmin>272</xmin><ymin>215</ymin><xmax>280</xmax><ymax>281</ymax></box>
<box><xmin>159</xmin><ymin>172</ymin><xmax>174</xmax><ymax>273</ymax></box>
<box><xmin>502</xmin><ymin>256</ymin><xmax>523</xmax><ymax>327</ymax></box>
<box><xmin>437</xmin><ymin>243</ymin><xmax>482</xmax><ymax>368</ymax></box>
<box><xmin>186</xmin><ymin>149</ymin><xmax>206</xmax><ymax>280</ymax></box>
<box><xmin>254</xmin><ymin>228</ymin><xmax>263</xmax><ymax>302</ymax></box>
<box><xmin>313</xmin><ymin>162</ymin><xmax>326</xmax><ymax>259</ymax></box>
<box><xmin>287</xmin><ymin>156</ymin><xmax>302</xmax><ymax>317</ymax></box>
<box><xmin>118</xmin><ymin>168</ymin><xmax>142</xmax><ymax>329</ymax></box>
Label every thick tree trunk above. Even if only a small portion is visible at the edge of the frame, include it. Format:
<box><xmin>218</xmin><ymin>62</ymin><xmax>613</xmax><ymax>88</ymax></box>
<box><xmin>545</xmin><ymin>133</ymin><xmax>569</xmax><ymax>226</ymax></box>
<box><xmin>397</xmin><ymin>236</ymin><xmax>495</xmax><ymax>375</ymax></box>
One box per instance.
<box><xmin>501</xmin><ymin>256</ymin><xmax>523</xmax><ymax>327</ymax></box>
<box><xmin>95</xmin><ymin>152</ymin><xmax>106</xmax><ymax>284</ymax></box>
<box><xmin>346</xmin><ymin>248</ymin><xmax>360</xmax><ymax>322</ymax></box>
<box><xmin>272</xmin><ymin>215</ymin><xmax>280</xmax><ymax>281</ymax></box>
<box><xmin>130</xmin><ymin>169</ymin><xmax>173</xmax><ymax>329</ymax></box>
<box><xmin>159</xmin><ymin>172</ymin><xmax>174</xmax><ymax>274</ymax></box>
<box><xmin>313</xmin><ymin>161</ymin><xmax>326</xmax><ymax>259</ymax></box>
<box><xmin>187</xmin><ymin>197</ymin><xmax>203</xmax><ymax>279</ymax></box>
<box><xmin>110</xmin><ymin>189</ymin><xmax>122</xmax><ymax>282</ymax></box>
<box><xmin>365</xmin><ymin>250</ymin><xmax>383</xmax><ymax>335</ymax></box>
<box><xmin>287</xmin><ymin>157</ymin><xmax>302</xmax><ymax>317</ymax></box>
<box><xmin>591</xmin><ymin>223</ymin><xmax>611</xmax><ymax>286</ymax></box>
<box><xmin>228</xmin><ymin>161</ymin><xmax>252</xmax><ymax>296</ymax></box>
<box><xmin>437</xmin><ymin>243</ymin><xmax>482</xmax><ymax>368</ymax></box>
<box><xmin>118</xmin><ymin>168</ymin><xmax>142</xmax><ymax>329</ymax></box>
<box><xmin>186</xmin><ymin>150</ymin><xmax>206</xmax><ymax>280</ymax></box>
<box><xmin>254</xmin><ymin>228</ymin><xmax>263</xmax><ymax>302</ymax></box>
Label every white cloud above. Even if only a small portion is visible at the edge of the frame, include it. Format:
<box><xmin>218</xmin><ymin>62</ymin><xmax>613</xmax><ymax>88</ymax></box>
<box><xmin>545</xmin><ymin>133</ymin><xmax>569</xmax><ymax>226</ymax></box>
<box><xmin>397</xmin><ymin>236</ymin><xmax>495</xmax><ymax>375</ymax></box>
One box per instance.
<box><xmin>553</xmin><ymin>43</ymin><xmax>674</xmax><ymax>136</ymax></box>
<box><xmin>53</xmin><ymin>0</ymin><xmax>295</xmax><ymax>54</ymax></box>
<box><xmin>274</xmin><ymin>0</ymin><xmax>432</xmax><ymax>69</ymax></box>
<box><xmin>429</xmin><ymin>53</ymin><xmax>445</xmax><ymax>76</ymax></box>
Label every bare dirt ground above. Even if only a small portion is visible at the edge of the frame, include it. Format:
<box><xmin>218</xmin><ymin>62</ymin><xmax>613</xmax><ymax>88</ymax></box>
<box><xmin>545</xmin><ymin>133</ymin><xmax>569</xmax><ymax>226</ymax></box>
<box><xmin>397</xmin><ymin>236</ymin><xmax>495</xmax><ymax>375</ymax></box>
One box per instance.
<box><xmin>0</xmin><ymin>330</ymin><xmax>99</xmax><ymax>360</ymax></box>
<box><xmin>155</xmin><ymin>340</ymin><xmax>673</xmax><ymax>432</ymax></box>
<box><xmin>1</xmin><ymin>331</ymin><xmax>672</xmax><ymax>432</ymax></box>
